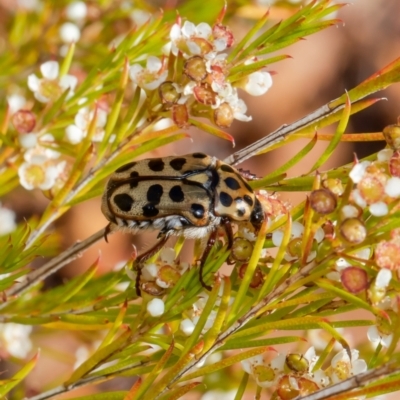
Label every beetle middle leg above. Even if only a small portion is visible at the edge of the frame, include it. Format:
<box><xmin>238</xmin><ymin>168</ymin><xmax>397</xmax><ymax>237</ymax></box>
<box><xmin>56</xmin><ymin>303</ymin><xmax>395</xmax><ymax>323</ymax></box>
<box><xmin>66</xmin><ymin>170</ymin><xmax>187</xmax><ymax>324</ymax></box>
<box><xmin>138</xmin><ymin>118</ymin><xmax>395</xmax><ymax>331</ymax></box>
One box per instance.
<box><xmin>133</xmin><ymin>234</ymin><xmax>169</xmax><ymax>296</ymax></box>
<box><xmin>199</xmin><ymin>217</ymin><xmax>234</xmax><ymax>291</ymax></box>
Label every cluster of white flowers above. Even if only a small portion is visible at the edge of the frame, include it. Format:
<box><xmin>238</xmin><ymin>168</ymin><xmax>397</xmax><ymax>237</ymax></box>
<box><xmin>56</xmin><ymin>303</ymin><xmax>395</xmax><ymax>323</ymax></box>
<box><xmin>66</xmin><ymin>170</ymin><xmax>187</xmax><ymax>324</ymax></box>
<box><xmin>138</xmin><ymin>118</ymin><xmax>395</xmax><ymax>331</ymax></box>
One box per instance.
<box><xmin>18</xmin><ymin>132</ymin><xmax>66</xmax><ymax>191</ymax></box>
<box><xmin>18</xmin><ymin>62</ymin><xmax>72</xmax><ymax>191</ymax></box>
<box><xmin>66</xmin><ymin>99</ymin><xmax>109</xmax><ymax>144</ymax></box>
<box><xmin>241</xmin><ymin>346</ymin><xmax>367</xmax><ymax>394</ymax></box>
<box><xmin>129</xmin><ymin>20</ymin><xmax>273</xmax><ymax>128</ymax></box>
<box><xmin>349</xmin><ymin>149</ymin><xmax>400</xmax><ymax>217</ymax></box>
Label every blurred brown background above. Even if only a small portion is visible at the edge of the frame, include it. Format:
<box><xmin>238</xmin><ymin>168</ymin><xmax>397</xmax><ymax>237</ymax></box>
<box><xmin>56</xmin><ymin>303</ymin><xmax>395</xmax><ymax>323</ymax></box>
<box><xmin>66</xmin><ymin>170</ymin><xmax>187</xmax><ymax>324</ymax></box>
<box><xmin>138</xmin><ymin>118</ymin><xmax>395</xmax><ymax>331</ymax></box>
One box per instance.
<box><xmin>2</xmin><ymin>0</ymin><xmax>400</xmax><ymax>398</ymax></box>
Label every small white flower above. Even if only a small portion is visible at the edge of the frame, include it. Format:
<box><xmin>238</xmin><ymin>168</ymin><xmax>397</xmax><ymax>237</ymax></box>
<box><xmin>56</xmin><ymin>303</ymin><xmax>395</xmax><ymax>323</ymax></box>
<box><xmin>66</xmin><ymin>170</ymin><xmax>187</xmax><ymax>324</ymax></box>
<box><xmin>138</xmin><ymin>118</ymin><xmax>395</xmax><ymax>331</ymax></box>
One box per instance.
<box><xmin>170</xmin><ymin>21</ymin><xmax>213</xmax><ymax>57</ymax></box>
<box><xmin>349</xmin><ymin>161</ymin><xmax>370</xmax><ymax>184</ymax></box>
<box><xmin>314</xmin><ymin>227</ymin><xmax>325</xmax><ymax>243</ymax></box>
<box><xmin>65</xmin><ymin>124</ymin><xmax>85</xmax><ymax>144</ymax></box>
<box><xmin>129</xmin><ymin>56</ymin><xmax>167</xmax><ymax>91</ymax></box>
<box><xmin>59</xmin><ymin>22</ymin><xmax>81</xmax><ymax>43</ymax></box>
<box><xmin>160</xmin><ymin>248</ymin><xmax>176</xmax><ymax>264</ymax></box>
<box><xmin>130</xmin><ymin>9</ymin><xmax>151</xmax><ymax>26</ymax></box>
<box><xmin>356</xmin><ymin>247</ymin><xmax>371</xmax><ymax>260</ymax></box>
<box><xmin>336</xmin><ymin>257</ymin><xmax>351</xmax><ymax>270</ymax></box>
<box><xmin>241</xmin><ymin>354</ymin><xmax>265</xmax><ymax>374</ymax></box>
<box><xmin>240</xmin><ymin>71</ymin><xmax>273</xmax><ymax>96</ymax></box>
<box><xmin>66</xmin><ymin>1</ymin><xmax>87</xmax><ymax>20</ymax></box>
<box><xmin>229</xmin><ymin>97</ymin><xmax>252</xmax><ymax>122</ymax></box>
<box><xmin>369</xmin><ymin>201</ymin><xmax>388</xmax><ymax>217</ymax></box>
<box><xmin>385</xmin><ymin>177</ymin><xmax>400</xmax><ymax>198</ymax></box>
<box><xmin>7</xmin><ymin>94</ymin><xmax>26</xmax><ymax>113</ymax></box>
<box><xmin>240</xmin><ymin>227</ymin><xmax>257</xmax><ymax>242</ymax></box>
<box><xmin>0</xmin><ymin>323</ymin><xmax>32</xmax><ymax>358</ymax></box>
<box><xmin>367</xmin><ymin>325</ymin><xmax>393</xmax><ymax>348</ymax></box>
<box><xmin>352</xmin><ymin>188</ymin><xmax>367</xmax><ymax>208</ymax></box>
<box><xmin>28</xmin><ymin>61</ymin><xmax>78</xmax><ymax>103</ymax></box>
<box><xmin>147</xmin><ymin>298</ymin><xmax>165</xmax><ymax>317</ymax></box>
<box><xmin>19</xmin><ymin>133</ymin><xmax>38</xmax><ymax>149</ymax></box>
<box><xmin>375</xmin><ymin>268</ymin><xmax>392</xmax><ymax>289</ymax></box>
<box><xmin>66</xmin><ymin>106</ymin><xmax>108</xmax><ymax>144</ymax></box>
<box><xmin>0</xmin><ymin>205</ymin><xmax>17</xmax><ymax>235</ymax></box>
<box><xmin>180</xmin><ymin>318</ymin><xmax>195</xmax><ymax>336</ymax></box>
<box><xmin>303</xmin><ymin>347</ymin><xmax>330</xmax><ymax>387</ymax></box>
<box><xmin>291</xmin><ymin>221</ymin><xmax>304</xmax><ymax>237</ymax></box>
<box><xmin>272</xmin><ymin>230</ymin><xmax>284</xmax><ymax>246</ymax></box>
<box><xmin>329</xmin><ymin>349</ymin><xmax>367</xmax><ymax>383</ymax></box>
<box><xmin>18</xmin><ymin>162</ymin><xmax>60</xmax><ymax>190</ymax></box>
<box><xmin>141</xmin><ymin>263</ymin><xmax>159</xmax><ymax>280</ymax></box>
<box><xmin>270</xmin><ymin>352</ymin><xmax>286</xmax><ymax>370</ymax></box>
<box><xmin>340</xmin><ymin>204</ymin><xmax>359</xmax><ymax>219</ymax></box>
<box><xmin>18</xmin><ymin>136</ymin><xmax>65</xmax><ymax>191</ymax></box>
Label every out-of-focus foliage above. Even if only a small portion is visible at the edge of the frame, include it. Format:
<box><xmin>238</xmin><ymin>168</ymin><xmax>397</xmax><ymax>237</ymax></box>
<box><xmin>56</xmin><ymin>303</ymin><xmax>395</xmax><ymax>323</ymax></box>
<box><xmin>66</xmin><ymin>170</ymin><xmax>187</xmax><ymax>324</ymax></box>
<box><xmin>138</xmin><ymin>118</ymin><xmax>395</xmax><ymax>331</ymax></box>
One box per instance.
<box><xmin>1</xmin><ymin>1</ymin><xmax>400</xmax><ymax>399</ymax></box>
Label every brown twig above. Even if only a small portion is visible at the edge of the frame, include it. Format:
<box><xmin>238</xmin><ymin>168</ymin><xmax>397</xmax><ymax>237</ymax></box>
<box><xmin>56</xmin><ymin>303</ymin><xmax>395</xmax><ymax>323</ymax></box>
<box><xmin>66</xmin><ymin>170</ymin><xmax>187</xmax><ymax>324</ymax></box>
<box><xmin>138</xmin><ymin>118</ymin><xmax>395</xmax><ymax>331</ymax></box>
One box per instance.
<box><xmin>223</xmin><ymin>101</ymin><xmax>346</xmax><ymax>166</ymax></box>
<box><xmin>1</xmin><ymin>228</ymin><xmax>108</xmax><ymax>310</ymax></box>
<box><xmin>294</xmin><ymin>363</ymin><xmax>400</xmax><ymax>400</ymax></box>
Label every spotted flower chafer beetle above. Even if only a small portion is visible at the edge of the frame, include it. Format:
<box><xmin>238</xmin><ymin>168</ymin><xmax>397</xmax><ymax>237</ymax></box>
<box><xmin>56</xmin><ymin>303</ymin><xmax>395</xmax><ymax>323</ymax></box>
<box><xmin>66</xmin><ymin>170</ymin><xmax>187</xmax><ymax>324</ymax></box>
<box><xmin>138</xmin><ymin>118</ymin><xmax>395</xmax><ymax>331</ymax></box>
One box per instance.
<box><xmin>101</xmin><ymin>152</ymin><xmax>264</xmax><ymax>294</ymax></box>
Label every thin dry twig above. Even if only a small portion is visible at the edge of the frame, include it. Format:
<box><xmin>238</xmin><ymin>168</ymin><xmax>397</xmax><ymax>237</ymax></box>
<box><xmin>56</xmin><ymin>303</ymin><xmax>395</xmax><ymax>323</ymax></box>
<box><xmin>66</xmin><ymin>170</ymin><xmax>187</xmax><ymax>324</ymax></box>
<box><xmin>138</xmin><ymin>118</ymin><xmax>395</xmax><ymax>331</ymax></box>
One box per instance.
<box><xmin>223</xmin><ymin>100</ymin><xmax>345</xmax><ymax>166</ymax></box>
<box><xmin>1</xmin><ymin>228</ymin><xmax>107</xmax><ymax>310</ymax></box>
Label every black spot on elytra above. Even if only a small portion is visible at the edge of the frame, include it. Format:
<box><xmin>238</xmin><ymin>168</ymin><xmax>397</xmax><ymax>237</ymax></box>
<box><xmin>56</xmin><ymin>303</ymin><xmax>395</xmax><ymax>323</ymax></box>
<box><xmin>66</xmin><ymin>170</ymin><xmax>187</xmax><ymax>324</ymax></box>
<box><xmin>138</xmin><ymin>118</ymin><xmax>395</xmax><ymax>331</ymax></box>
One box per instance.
<box><xmin>220</xmin><ymin>164</ymin><xmax>234</xmax><ymax>173</ymax></box>
<box><xmin>129</xmin><ymin>171</ymin><xmax>139</xmax><ymax>188</ymax></box>
<box><xmin>114</xmin><ymin>193</ymin><xmax>134</xmax><ymax>212</ymax></box>
<box><xmin>192</xmin><ymin>152</ymin><xmax>207</xmax><ymax>158</ymax></box>
<box><xmin>170</xmin><ymin>157</ymin><xmax>186</xmax><ymax>171</ymax></box>
<box><xmin>244</xmin><ymin>194</ymin><xmax>253</xmax><ymax>206</ymax></box>
<box><xmin>220</xmin><ymin>191</ymin><xmax>233</xmax><ymax>207</ymax></box>
<box><xmin>142</xmin><ymin>204</ymin><xmax>159</xmax><ymax>217</ymax></box>
<box><xmin>115</xmin><ymin>162</ymin><xmax>136</xmax><ymax>173</ymax></box>
<box><xmin>169</xmin><ymin>185</ymin><xmax>185</xmax><ymax>202</ymax></box>
<box><xmin>148</xmin><ymin>158</ymin><xmax>165</xmax><ymax>172</ymax></box>
<box><xmin>191</xmin><ymin>203</ymin><xmax>205</xmax><ymax>219</ymax></box>
<box><xmin>147</xmin><ymin>184</ymin><xmax>163</xmax><ymax>204</ymax></box>
<box><xmin>237</xmin><ymin>208</ymin><xmax>246</xmax><ymax>217</ymax></box>
<box><xmin>224</xmin><ymin>177</ymin><xmax>240</xmax><ymax>190</ymax></box>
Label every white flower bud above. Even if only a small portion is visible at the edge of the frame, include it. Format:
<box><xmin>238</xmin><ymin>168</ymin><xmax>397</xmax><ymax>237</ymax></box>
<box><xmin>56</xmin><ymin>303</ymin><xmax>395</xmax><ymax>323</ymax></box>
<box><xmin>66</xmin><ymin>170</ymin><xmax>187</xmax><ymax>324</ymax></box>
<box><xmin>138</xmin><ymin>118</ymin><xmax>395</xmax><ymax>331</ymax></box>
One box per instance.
<box><xmin>147</xmin><ymin>298</ymin><xmax>165</xmax><ymax>317</ymax></box>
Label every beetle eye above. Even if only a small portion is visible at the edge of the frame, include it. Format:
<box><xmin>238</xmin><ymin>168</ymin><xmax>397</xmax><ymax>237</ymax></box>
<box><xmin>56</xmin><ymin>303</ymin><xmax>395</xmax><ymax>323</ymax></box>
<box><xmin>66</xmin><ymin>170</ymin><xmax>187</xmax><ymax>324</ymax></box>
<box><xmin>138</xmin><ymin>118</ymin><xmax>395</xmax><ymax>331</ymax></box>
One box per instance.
<box><xmin>250</xmin><ymin>199</ymin><xmax>264</xmax><ymax>227</ymax></box>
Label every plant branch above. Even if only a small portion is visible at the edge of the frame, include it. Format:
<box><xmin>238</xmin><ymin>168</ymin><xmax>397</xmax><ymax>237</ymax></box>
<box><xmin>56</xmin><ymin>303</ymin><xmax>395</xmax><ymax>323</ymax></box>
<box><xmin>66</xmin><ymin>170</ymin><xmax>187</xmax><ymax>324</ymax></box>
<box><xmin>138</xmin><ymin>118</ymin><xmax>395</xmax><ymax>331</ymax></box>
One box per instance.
<box><xmin>1</xmin><ymin>228</ymin><xmax>108</xmax><ymax>310</ymax></box>
<box><xmin>223</xmin><ymin>101</ymin><xmax>346</xmax><ymax>166</ymax></box>
<box><xmin>294</xmin><ymin>363</ymin><xmax>400</xmax><ymax>400</ymax></box>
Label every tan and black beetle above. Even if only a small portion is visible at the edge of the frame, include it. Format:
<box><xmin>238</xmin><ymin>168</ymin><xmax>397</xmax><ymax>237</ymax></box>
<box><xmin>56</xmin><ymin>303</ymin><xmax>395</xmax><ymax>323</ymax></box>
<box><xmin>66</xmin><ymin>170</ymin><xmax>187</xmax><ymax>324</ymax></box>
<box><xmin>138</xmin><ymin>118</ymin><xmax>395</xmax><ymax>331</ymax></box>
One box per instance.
<box><xmin>101</xmin><ymin>152</ymin><xmax>264</xmax><ymax>294</ymax></box>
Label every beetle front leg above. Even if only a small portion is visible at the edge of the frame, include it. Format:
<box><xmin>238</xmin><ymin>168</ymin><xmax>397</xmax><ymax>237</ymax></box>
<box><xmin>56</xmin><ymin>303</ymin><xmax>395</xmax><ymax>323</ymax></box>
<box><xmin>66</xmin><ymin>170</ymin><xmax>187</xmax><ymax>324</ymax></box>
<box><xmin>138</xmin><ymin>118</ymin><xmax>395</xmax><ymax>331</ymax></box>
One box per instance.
<box><xmin>199</xmin><ymin>218</ymin><xmax>234</xmax><ymax>291</ymax></box>
<box><xmin>221</xmin><ymin>216</ymin><xmax>233</xmax><ymax>250</ymax></box>
<box><xmin>199</xmin><ymin>229</ymin><xmax>218</xmax><ymax>291</ymax></box>
<box><xmin>134</xmin><ymin>235</ymin><xmax>169</xmax><ymax>296</ymax></box>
